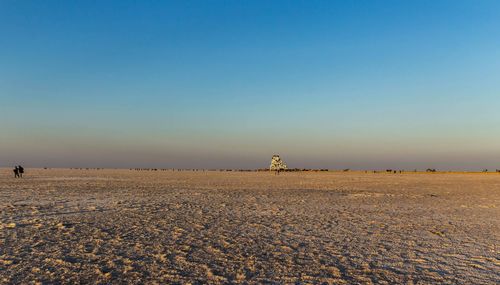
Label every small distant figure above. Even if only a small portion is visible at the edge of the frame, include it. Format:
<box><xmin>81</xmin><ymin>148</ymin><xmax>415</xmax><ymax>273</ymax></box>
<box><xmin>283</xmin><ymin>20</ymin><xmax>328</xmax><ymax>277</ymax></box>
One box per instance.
<box><xmin>13</xmin><ymin>166</ymin><xmax>20</xmax><ymax>178</ymax></box>
<box><xmin>18</xmin><ymin>165</ymin><xmax>24</xmax><ymax>178</ymax></box>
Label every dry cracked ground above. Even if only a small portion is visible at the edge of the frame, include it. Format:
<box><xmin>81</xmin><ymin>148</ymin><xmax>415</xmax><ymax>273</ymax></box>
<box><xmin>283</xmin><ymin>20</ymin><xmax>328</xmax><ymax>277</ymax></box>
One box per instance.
<box><xmin>0</xmin><ymin>169</ymin><xmax>499</xmax><ymax>284</ymax></box>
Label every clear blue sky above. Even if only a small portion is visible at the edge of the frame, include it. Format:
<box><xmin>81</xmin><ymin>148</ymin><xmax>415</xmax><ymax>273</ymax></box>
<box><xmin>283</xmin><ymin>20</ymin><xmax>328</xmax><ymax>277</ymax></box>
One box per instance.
<box><xmin>1</xmin><ymin>0</ymin><xmax>500</xmax><ymax>170</ymax></box>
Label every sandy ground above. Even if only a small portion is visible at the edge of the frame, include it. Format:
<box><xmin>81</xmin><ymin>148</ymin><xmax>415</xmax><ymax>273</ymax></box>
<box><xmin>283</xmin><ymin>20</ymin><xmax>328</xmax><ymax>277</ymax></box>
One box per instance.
<box><xmin>0</xmin><ymin>169</ymin><xmax>499</xmax><ymax>284</ymax></box>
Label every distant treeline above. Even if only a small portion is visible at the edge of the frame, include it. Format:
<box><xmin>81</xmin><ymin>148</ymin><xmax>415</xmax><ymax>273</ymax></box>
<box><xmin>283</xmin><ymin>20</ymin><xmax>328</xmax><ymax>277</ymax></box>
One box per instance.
<box><xmin>39</xmin><ymin>167</ymin><xmax>500</xmax><ymax>173</ymax></box>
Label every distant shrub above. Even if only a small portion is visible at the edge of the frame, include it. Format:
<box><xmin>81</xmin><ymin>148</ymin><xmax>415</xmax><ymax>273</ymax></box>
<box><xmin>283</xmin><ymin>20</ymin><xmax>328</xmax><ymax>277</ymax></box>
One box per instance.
<box><xmin>426</xmin><ymin>168</ymin><xmax>437</xmax><ymax>173</ymax></box>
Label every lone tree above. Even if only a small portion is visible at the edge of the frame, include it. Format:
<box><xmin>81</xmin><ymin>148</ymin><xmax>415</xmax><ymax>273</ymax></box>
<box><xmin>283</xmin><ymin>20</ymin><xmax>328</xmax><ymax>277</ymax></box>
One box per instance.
<box><xmin>270</xmin><ymin>155</ymin><xmax>287</xmax><ymax>175</ymax></box>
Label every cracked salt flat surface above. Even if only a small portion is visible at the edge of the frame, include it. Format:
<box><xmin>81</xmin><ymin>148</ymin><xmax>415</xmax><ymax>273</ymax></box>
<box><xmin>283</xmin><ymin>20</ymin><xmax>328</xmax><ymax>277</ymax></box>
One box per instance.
<box><xmin>1</xmin><ymin>169</ymin><xmax>499</xmax><ymax>284</ymax></box>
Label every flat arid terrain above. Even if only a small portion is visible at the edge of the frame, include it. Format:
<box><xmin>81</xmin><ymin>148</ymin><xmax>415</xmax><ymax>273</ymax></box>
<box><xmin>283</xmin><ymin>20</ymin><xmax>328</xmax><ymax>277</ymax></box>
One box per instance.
<box><xmin>1</xmin><ymin>169</ymin><xmax>499</xmax><ymax>284</ymax></box>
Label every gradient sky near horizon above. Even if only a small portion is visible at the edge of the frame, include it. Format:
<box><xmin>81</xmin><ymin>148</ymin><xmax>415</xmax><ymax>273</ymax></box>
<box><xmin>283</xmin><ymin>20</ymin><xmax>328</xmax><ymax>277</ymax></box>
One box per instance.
<box><xmin>1</xmin><ymin>0</ymin><xmax>500</xmax><ymax>170</ymax></box>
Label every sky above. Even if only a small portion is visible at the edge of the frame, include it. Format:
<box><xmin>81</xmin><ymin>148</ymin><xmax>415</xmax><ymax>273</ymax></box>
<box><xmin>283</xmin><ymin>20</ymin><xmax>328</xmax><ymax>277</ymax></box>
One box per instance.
<box><xmin>1</xmin><ymin>0</ymin><xmax>500</xmax><ymax>170</ymax></box>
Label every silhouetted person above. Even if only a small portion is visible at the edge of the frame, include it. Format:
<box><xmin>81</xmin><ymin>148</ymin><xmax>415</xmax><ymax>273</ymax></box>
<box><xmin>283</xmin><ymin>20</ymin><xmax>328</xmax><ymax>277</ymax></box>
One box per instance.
<box><xmin>13</xmin><ymin>166</ymin><xmax>19</xmax><ymax>178</ymax></box>
<box><xmin>18</xmin><ymin>165</ymin><xmax>24</xmax><ymax>178</ymax></box>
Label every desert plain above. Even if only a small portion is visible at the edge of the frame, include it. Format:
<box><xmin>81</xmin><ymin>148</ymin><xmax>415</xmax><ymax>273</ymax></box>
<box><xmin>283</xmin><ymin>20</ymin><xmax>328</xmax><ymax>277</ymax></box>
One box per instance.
<box><xmin>0</xmin><ymin>168</ymin><xmax>499</xmax><ymax>284</ymax></box>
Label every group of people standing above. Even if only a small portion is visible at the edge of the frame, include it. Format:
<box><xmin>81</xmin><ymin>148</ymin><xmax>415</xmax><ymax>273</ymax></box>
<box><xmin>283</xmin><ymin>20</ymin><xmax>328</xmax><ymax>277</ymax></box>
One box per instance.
<box><xmin>13</xmin><ymin>165</ymin><xmax>24</xmax><ymax>178</ymax></box>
